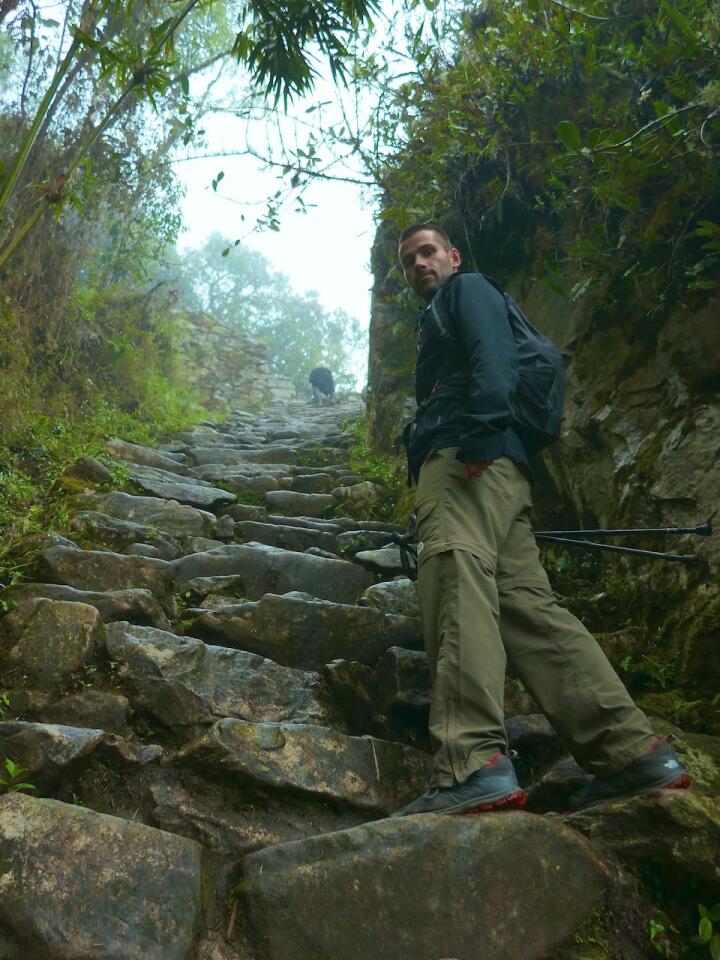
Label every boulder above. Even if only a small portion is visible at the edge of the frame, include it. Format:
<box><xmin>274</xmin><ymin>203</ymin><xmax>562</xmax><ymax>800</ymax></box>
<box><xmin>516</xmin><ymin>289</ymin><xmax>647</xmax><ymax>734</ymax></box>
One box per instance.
<box><xmin>359</xmin><ymin>577</ymin><xmax>419</xmax><ymax>618</ymax></box>
<box><xmin>0</xmin><ymin>794</ymin><xmax>203</xmax><ymax>960</ymax></box>
<box><xmin>264</xmin><ymin>490</ymin><xmax>338</xmax><ymax>518</ymax></box>
<box><xmin>176</xmin><ymin>718</ymin><xmax>431</xmax><ymax>814</ymax></box>
<box><xmin>190</xmin><ymin>445</ymin><xmax>298</xmax><ymax>465</ymax></box>
<box><xmin>290</xmin><ymin>473</ymin><xmax>337</xmax><ymax>493</ymax></box>
<box><xmin>104</xmin><ymin>622</ymin><xmax>336</xmax><ymax>729</ymax></box>
<box><xmin>61</xmin><ymin>456</ymin><xmax>113</xmax><ymax>486</ymax></box>
<box><xmin>187</xmin><ymin>592</ymin><xmax>422</xmax><ymax>669</ymax></box>
<box><xmin>91</xmin><ymin>491</ymin><xmax>216</xmax><ymax>538</ymax></box>
<box><xmin>241</xmin><ymin>813</ymin><xmax>607</xmax><ymax>960</ymax></box>
<box><xmin>37</xmin><ymin>546</ymin><xmax>174</xmax><ymax>596</ymax></box>
<box><xmin>173</xmin><ymin>543</ymin><xmax>372</xmax><ymax>604</ymax></box>
<box><xmin>1</xmin><ymin>583</ymin><xmax>171</xmax><ymax>629</ymax></box>
<box><xmin>1</xmin><ymin>598</ymin><xmax>103</xmax><ymax>686</ymax></box>
<box><xmin>374</xmin><ymin>646</ymin><xmax>431</xmax><ymax>713</ymax></box>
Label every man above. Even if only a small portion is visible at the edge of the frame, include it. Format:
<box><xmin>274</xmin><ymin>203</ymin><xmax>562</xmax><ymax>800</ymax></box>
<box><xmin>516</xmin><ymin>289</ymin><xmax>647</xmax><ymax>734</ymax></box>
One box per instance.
<box><xmin>309</xmin><ymin>365</ymin><xmax>335</xmax><ymax>405</ymax></box>
<box><xmin>392</xmin><ymin>222</ymin><xmax>690</xmax><ymax>816</ymax></box>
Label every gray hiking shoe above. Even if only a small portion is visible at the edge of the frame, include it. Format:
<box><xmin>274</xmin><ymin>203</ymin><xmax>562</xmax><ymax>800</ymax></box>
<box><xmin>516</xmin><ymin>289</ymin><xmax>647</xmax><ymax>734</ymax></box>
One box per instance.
<box><xmin>567</xmin><ymin>739</ymin><xmax>691</xmax><ymax>812</ymax></box>
<box><xmin>390</xmin><ymin>753</ymin><xmax>527</xmax><ymax>817</ymax></box>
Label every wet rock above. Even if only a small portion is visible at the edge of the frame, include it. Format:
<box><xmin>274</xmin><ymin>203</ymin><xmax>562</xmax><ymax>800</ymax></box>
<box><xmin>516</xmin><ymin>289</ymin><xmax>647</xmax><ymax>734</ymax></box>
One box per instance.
<box><xmin>104</xmin><ymin>622</ymin><xmax>336</xmax><ymax>729</ymax></box>
<box><xmin>336</xmin><ymin>529</ymin><xmax>397</xmax><ymax>555</ymax></box>
<box><xmin>125</xmin><ymin>542</ymin><xmax>163</xmax><ymax>558</ymax></box>
<box><xmin>225</xmin><ymin>503</ymin><xmax>269</xmax><ymax>522</ymax></box>
<box><xmin>39</xmin><ymin>690</ymin><xmax>130</xmax><ymax>734</ymax></box>
<box><xmin>148</xmin><ymin>775</ymin><xmax>366</xmax><ymax>858</ymax></box>
<box><xmin>1</xmin><ymin>583</ymin><xmax>171</xmax><ymax>629</ymax></box>
<box><xmin>91</xmin><ymin>491</ymin><xmax>216</xmax><ymax>538</ymax></box>
<box><xmin>1</xmin><ymin>598</ymin><xmax>102</xmax><ymax>686</ymax></box>
<box><xmin>0</xmin><ymin>794</ymin><xmax>203</xmax><ymax>959</ymax></box>
<box><xmin>291</xmin><ymin>473</ymin><xmax>337</xmax><ymax>493</ymax></box>
<box><xmin>241</xmin><ymin>813</ymin><xmax>607</xmax><ymax>960</ymax></box>
<box><xmin>0</xmin><ymin>721</ymin><xmax>106</xmax><ymax>787</ymax></box>
<box><xmin>525</xmin><ymin>755</ymin><xmax>586</xmax><ymax>813</ymax></box>
<box><xmin>68</xmin><ymin>510</ymin><xmax>181</xmax><ymax>559</ymax></box>
<box><xmin>173</xmin><ymin>543</ymin><xmax>372</xmax><ymax>604</ymax></box>
<box><xmin>264</xmin><ymin>490</ymin><xmax>338</xmax><ymax>518</ymax></box>
<box><xmin>176</xmin><ymin>718</ymin><xmax>431</xmax><ymax>814</ymax></box>
<box><xmin>132</xmin><ymin>477</ymin><xmax>236</xmax><ymax>511</ymax></box>
<box><xmin>567</xmin><ymin>789</ymin><xmax>720</xmax><ymax>896</ymax></box>
<box><xmin>331</xmin><ymin>480</ymin><xmax>389</xmax><ymax>515</ymax></box>
<box><xmin>188</xmin><ymin>592</ymin><xmax>421</xmax><ymax>669</ymax></box>
<box><xmin>190</xmin><ymin>444</ymin><xmax>297</xmax><ymax>465</ymax></box>
<box><xmin>234</xmin><ymin>520</ymin><xmax>338</xmax><ymax>554</ymax></box>
<box><xmin>359</xmin><ymin>577</ymin><xmax>419</xmax><ymax>618</ymax></box>
<box><xmin>354</xmin><ymin>545</ymin><xmax>405</xmax><ymax>576</ymax></box>
<box><xmin>374</xmin><ymin>646</ymin><xmax>431</xmax><ymax>713</ymax></box>
<box><xmin>37</xmin><ymin>545</ymin><xmax>175</xmax><ymax>596</ymax></box>
<box><xmin>106</xmin><ymin>437</ymin><xmax>189</xmax><ymax>473</ymax></box>
<box><xmin>61</xmin><ymin>456</ymin><xmax>113</xmax><ymax>486</ymax></box>
<box><xmin>323</xmin><ymin>660</ymin><xmax>376</xmax><ymax>734</ymax></box>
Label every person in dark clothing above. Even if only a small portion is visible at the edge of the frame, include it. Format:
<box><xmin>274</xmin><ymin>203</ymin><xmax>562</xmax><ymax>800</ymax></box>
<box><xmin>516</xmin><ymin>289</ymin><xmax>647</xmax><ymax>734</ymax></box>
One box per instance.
<box><xmin>391</xmin><ymin>222</ymin><xmax>690</xmax><ymax>817</ymax></box>
<box><xmin>309</xmin><ymin>365</ymin><xmax>335</xmax><ymax>405</ymax></box>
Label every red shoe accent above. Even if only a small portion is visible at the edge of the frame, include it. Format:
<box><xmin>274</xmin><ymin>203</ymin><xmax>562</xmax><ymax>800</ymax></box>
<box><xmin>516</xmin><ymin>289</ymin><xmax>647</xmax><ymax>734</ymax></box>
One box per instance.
<box><xmin>667</xmin><ymin>774</ymin><xmax>691</xmax><ymax>790</ymax></box>
<box><xmin>461</xmin><ymin>790</ymin><xmax>527</xmax><ymax>815</ymax></box>
<box><xmin>485</xmin><ymin>752</ymin><xmax>503</xmax><ymax>769</ymax></box>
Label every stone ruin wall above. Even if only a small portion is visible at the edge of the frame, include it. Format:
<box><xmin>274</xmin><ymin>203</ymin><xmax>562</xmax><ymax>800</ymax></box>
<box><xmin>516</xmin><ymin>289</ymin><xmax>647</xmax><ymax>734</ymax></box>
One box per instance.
<box><xmin>176</xmin><ymin>311</ymin><xmax>296</xmax><ymax>409</ymax></box>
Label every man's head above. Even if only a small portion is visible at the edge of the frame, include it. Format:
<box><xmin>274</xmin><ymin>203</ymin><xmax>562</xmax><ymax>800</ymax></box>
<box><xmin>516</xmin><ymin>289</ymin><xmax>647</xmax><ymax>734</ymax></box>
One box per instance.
<box><xmin>398</xmin><ymin>222</ymin><xmax>461</xmax><ymax>303</ymax></box>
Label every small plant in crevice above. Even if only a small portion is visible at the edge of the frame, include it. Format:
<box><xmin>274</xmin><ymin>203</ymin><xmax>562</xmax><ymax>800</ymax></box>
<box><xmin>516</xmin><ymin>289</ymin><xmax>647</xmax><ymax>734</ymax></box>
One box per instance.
<box><xmin>698</xmin><ymin>903</ymin><xmax>720</xmax><ymax>959</ymax></box>
<box><xmin>0</xmin><ymin>757</ymin><xmax>35</xmax><ymax>795</ymax></box>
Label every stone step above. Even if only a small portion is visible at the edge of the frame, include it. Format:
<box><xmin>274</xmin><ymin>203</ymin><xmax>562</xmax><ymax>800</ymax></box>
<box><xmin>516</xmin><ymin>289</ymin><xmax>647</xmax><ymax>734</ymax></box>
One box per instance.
<box><xmin>263</xmin><ymin>490</ymin><xmax>338</xmax><ymax>518</ymax></box>
<box><xmin>106</xmin><ymin>437</ymin><xmax>190</xmax><ymax>473</ymax></box>
<box><xmin>104</xmin><ymin>622</ymin><xmax>339</xmax><ymax>730</ymax></box>
<box><xmin>88</xmin><ymin>491</ymin><xmax>217</xmax><ymax>538</ymax></box>
<box><xmin>172</xmin><ymin>542</ymin><xmax>372</xmax><ymax>604</ymax></box>
<box><xmin>0</xmin><ymin>794</ymin><xmax>203</xmax><ymax>960</ymax></box>
<box><xmin>175</xmin><ymin>718</ymin><xmax>431</xmax><ymax>815</ymax></box>
<box><xmin>239</xmin><ymin>813</ymin><xmax>606</xmax><ymax>960</ymax></box>
<box><xmin>69</xmin><ymin>510</ymin><xmax>182</xmax><ymax>559</ymax></box>
<box><xmin>1</xmin><ymin>582</ymin><xmax>171</xmax><ymax>629</ymax></box>
<box><xmin>186</xmin><ymin>592</ymin><xmax>422</xmax><ymax>669</ymax></box>
<box><xmin>234</xmin><ymin>520</ymin><xmax>338</xmax><ymax>554</ymax></box>
<box><xmin>37</xmin><ymin>545</ymin><xmax>174</xmax><ymax>596</ymax></box>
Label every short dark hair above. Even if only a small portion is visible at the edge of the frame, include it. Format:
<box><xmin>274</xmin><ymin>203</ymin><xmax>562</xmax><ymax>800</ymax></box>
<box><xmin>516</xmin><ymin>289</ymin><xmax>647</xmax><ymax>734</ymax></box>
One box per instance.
<box><xmin>397</xmin><ymin>221</ymin><xmax>453</xmax><ymax>251</ymax></box>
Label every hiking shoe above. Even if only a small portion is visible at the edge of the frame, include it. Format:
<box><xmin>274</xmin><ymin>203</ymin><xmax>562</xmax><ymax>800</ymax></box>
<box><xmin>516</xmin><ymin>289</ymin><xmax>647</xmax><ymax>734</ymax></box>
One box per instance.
<box><xmin>390</xmin><ymin>753</ymin><xmax>527</xmax><ymax>817</ymax></box>
<box><xmin>567</xmin><ymin>739</ymin><xmax>691</xmax><ymax>812</ymax></box>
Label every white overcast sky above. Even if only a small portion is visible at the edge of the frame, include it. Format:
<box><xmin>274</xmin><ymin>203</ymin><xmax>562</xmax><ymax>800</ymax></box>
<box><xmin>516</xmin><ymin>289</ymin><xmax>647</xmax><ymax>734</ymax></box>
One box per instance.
<box><xmin>175</xmin><ymin>70</ymin><xmax>383</xmax><ymax>386</ymax></box>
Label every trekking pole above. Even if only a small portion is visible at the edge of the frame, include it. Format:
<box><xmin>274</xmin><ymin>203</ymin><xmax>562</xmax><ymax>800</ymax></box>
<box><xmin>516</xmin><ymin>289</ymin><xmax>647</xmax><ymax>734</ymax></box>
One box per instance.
<box><xmin>534</xmin><ymin>511</ymin><xmax>715</xmax><ymax>563</ymax></box>
<box><xmin>533</xmin><ymin>535</ymin><xmax>697</xmax><ymax>563</ymax></box>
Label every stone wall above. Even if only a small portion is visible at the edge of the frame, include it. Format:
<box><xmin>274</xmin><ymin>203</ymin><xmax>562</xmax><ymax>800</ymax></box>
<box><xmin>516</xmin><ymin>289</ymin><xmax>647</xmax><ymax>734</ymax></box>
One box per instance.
<box><xmin>175</xmin><ymin>312</ymin><xmax>296</xmax><ymax>409</ymax></box>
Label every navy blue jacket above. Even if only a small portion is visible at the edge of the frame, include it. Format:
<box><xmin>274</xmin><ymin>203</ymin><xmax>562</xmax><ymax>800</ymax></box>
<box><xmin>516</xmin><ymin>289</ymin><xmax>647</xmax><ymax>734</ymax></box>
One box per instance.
<box><xmin>407</xmin><ymin>272</ymin><xmax>530</xmax><ymax>482</ymax></box>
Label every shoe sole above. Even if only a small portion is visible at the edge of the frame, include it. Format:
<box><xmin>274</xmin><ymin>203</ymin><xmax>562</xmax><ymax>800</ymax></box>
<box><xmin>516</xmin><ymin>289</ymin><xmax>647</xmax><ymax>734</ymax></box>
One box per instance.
<box><xmin>447</xmin><ymin>789</ymin><xmax>527</xmax><ymax>816</ymax></box>
<box><xmin>568</xmin><ymin>774</ymin><xmax>691</xmax><ymax>813</ymax></box>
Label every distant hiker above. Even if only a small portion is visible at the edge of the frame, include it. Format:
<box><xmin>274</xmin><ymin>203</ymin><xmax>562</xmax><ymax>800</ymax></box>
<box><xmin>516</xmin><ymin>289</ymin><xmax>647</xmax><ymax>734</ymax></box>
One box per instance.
<box><xmin>309</xmin><ymin>365</ymin><xmax>335</xmax><ymax>405</ymax></box>
<box><xmin>392</xmin><ymin>222</ymin><xmax>690</xmax><ymax>816</ymax></box>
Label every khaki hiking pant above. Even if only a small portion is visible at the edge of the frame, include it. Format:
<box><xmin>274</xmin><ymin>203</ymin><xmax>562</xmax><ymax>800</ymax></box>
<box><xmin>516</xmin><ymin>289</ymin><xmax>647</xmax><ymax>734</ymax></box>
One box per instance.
<box><xmin>415</xmin><ymin>448</ymin><xmax>656</xmax><ymax>787</ymax></box>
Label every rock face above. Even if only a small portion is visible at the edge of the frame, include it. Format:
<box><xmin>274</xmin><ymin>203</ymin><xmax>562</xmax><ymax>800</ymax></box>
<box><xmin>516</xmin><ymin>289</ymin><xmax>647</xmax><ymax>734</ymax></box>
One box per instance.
<box><xmin>0</xmin><ymin>794</ymin><xmax>203</xmax><ymax>960</ymax></box>
<box><xmin>241</xmin><ymin>813</ymin><xmax>607</xmax><ymax>960</ymax></box>
<box><xmin>1</xmin><ymin>393</ymin><xmax>715</xmax><ymax>958</ymax></box>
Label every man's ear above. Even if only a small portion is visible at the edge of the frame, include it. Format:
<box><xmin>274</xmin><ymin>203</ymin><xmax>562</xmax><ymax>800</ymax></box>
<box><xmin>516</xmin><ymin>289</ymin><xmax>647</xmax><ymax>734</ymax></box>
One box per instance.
<box><xmin>451</xmin><ymin>247</ymin><xmax>462</xmax><ymax>272</ymax></box>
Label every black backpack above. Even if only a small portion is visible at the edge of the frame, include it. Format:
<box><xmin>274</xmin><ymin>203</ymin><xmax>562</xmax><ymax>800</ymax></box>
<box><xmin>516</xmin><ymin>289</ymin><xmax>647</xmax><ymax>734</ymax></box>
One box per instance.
<box><xmin>426</xmin><ymin>273</ymin><xmax>565</xmax><ymax>456</ymax></box>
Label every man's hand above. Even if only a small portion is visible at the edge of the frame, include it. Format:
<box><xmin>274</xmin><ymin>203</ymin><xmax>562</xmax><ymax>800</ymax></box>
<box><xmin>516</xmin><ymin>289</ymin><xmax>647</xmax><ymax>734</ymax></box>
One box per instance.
<box><xmin>464</xmin><ymin>459</ymin><xmax>494</xmax><ymax>479</ymax></box>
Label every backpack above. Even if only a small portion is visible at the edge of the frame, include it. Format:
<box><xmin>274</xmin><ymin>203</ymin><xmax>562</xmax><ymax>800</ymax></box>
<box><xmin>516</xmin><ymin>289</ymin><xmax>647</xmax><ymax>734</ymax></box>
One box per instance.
<box><xmin>426</xmin><ymin>273</ymin><xmax>565</xmax><ymax>457</ymax></box>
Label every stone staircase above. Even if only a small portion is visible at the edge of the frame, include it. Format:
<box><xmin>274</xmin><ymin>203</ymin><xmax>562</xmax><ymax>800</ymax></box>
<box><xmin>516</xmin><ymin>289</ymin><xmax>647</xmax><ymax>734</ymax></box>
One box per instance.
<box><xmin>0</xmin><ymin>396</ymin><xmax>718</xmax><ymax>960</ymax></box>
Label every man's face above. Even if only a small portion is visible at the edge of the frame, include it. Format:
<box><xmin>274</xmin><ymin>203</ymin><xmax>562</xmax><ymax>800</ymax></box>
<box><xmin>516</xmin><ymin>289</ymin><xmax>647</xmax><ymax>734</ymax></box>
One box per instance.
<box><xmin>398</xmin><ymin>229</ymin><xmax>461</xmax><ymax>303</ymax></box>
